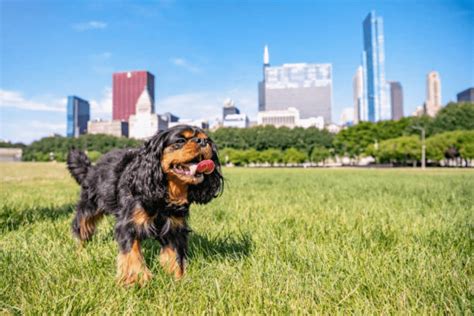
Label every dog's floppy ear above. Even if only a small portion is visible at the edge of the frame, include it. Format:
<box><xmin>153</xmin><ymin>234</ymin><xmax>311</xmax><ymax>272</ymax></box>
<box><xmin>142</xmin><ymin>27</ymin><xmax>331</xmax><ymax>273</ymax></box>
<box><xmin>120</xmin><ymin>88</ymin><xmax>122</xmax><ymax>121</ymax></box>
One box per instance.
<box><xmin>131</xmin><ymin>130</ymin><xmax>169</xmax><ymax>202</ymax></box>
<box><xmin>188</xmin><ymin>140</ymin><xmax>224</xmax><ymax>204</ymax></box>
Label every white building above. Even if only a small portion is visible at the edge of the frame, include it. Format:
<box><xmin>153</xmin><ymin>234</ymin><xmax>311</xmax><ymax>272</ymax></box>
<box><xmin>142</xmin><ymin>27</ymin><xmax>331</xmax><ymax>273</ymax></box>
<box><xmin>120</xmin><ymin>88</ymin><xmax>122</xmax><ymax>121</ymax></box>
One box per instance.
<box><xmin>298</xmin><ymin>116</ymin><xmax>325</xmax><ymax>129</ymax></box>
<box><xmin>88</xmin><ymin>119</ymin><xmax>128</xmax><ymax>137</ymax></box>
<box><xmin>257</xmin><ymin>107</ymin><xmax>299</xmax><ymax>128</ymax></box>
<box><xmin>129</xmin><ymin>87</ymin><xmax>168</xmax><ymax>139</ymax></box>
<box><xmin>326</xmin><ymin>123</ymin><xmax>341</xmax><ymax>134</ymax></box>
<box><xmin>223</xmin><ymin>113</ymin><xmax>249</xmax><ymax>128</ymax></box>
<box><xmin>426</xmin><ymin>71</ymin><xmax>442</xmax><ymax>117</ymax></box>
<box><xmin>0</xmin><ymin>148</ymin><xmax>22</xmax><ymax>161</ymax></box>
<box><xmin>168</xmin><ymin>119</ymin><xmax>209</xmax><ymax>130</ymax></box>
<box><xmin>257</xmin><ymin>107</ymin><xmax>325</xmax><ymax>129</ymax></box>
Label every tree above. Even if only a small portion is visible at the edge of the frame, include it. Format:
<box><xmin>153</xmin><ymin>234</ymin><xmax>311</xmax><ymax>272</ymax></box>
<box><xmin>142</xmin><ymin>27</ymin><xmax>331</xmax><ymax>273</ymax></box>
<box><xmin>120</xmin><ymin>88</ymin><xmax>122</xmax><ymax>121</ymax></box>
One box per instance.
<box><xmin>430</xmin><ymin>102</ymin><xmax>474</xmax><ymax>134</ymax></box>
<box><xmin>310</xmin><ymin>146</ymin><xmax>330</xmax><ymax>165</ymax></box>
<box><xmin>373</xmin><ymin>136</ymin><xmax>421</xmax><ymax>166</ymax></box>
<box><xmin>259</xmin><ymin>149</ymin><xmax>284</xmax><ymax>164</ymax></box>
<box><xmin>426</xmin><ymin>130</ymin><xmax>474</xmax><ymax>166</ymax></box>
<box><xmin>283</xmin><ymin>148</ymin><xmax>307</xmax><ymax>164</ymax></box>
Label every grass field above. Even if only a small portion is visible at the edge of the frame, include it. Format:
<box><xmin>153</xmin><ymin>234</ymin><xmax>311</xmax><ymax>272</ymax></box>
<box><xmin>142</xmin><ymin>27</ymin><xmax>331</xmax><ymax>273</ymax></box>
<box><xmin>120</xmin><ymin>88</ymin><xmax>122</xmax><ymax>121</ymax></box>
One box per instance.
<box><xmin>0</xmin><ymin>163</ymin><xmax>472</xmax><ymax>314</ymax></box>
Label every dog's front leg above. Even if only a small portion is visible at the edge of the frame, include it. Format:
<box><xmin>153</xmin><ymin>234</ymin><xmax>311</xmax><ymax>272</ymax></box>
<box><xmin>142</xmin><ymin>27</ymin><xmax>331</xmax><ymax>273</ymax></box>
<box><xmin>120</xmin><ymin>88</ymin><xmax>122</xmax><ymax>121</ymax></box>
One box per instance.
<box><xmin>159</xmin><ymin>217</ymin><xmax>189</xmax><ymax>279</ymax></box>
<box><xmin>115</xmin><ymin>223</ymin><xmax>152</xmax><ymax>286</ymax></box>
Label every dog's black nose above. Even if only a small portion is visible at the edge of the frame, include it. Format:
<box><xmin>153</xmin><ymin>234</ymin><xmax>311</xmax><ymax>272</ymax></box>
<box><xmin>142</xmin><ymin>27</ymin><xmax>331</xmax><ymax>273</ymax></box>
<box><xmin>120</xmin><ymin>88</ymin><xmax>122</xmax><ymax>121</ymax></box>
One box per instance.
<box><xmin>191</xmin><ymin>137</ymin><xmax>208</xmax><ymax>147</ymax></box>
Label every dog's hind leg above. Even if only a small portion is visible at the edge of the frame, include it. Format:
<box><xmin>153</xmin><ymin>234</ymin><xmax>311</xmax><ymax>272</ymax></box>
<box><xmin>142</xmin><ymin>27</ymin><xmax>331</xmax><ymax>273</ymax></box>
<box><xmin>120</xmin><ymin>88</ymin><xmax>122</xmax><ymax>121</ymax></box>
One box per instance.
<box><xmin>71</xmin><ymin>191</ymin><xmax>103</xmax><ymax>243</ymax></box>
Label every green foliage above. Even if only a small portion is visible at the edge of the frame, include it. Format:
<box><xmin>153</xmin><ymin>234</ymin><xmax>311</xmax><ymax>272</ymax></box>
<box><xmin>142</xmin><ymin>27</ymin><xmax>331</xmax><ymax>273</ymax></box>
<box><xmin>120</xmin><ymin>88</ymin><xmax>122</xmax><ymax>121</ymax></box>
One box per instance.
<box><xmin>334</xmin><ymin>117</ymin><xmax>434</xmax><ymax>158</ymax></box>
<box><xmin>259</xmin><ymin>148</ymin><xmax>284</xmax><ymax>164</ymax></box>
<box><xmin>211</xmin><ymin>126</ymin><xmax>333</xmax><ymax>153</ymax></box>
<box><xmin>430</xmin><ymin>102</ymin><xmax>474</xmax><ymax>134</ymax></box>
<box><xmin>22</xmin><ymin>134</ymin><xmax>142</xmax><ymax>162</ymax></box>
<box><xmin>283</xmin><ymin>148</ymin><xmax>307</xmax><ymax>164</ymax></box>
<box><xmin>426</xmin><ymin>130</ymin><xmax>474</xmax><ymax>162</ymax></box>
<box><xmin>310</xmin><ymin>146</ymin><xmax>330</xmax><ymax>163</ymax></box>
<box><xmin>372</xmin><ymin>135</ymin><xmax>421</xmax><ymax>164</ymax></box>
<box><xmin>87</xmin><ymin>151</ymin><xmax>103</xmax><ymax>162</ymax></box>
<box><xmin>0</xmin><ymin>141</ymin><xmax>26</xmax><ymax>148</ymax></box>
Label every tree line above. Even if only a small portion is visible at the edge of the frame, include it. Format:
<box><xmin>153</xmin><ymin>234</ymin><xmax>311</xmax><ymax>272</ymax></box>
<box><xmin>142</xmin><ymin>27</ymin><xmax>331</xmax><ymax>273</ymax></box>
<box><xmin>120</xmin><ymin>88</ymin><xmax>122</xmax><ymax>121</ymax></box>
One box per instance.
<box><xmin>1</xmin><ymin>102</ymin><xmax>472</xmax><ymax>166</ymax></box>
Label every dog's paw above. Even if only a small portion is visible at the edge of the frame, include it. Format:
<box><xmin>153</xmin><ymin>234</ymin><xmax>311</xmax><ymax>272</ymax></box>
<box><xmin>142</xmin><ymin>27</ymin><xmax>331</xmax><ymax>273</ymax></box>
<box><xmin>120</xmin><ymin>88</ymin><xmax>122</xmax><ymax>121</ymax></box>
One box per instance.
<box><xmin>117</xmin><ymin>267</ymin><xmax>153</xmax><ymax>287</ymax></box>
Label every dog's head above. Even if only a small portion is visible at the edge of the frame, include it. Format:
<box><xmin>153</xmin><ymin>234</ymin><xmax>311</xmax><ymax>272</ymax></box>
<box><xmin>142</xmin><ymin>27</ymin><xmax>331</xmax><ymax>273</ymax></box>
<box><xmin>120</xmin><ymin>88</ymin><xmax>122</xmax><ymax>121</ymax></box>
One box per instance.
<box><xmin>140</xmin><ymin>125</ymin><xmax>223</xmax><ymax>205</ymax></box>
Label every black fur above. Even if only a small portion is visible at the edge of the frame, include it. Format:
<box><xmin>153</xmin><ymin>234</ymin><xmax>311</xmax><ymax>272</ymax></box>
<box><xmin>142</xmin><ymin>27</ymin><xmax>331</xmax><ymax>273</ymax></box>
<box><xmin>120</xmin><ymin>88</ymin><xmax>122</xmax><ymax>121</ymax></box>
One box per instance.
<box><xmin>67</xmin><ymin>125</ymin><xmax>223</xmax><ymax>280</ymax></box>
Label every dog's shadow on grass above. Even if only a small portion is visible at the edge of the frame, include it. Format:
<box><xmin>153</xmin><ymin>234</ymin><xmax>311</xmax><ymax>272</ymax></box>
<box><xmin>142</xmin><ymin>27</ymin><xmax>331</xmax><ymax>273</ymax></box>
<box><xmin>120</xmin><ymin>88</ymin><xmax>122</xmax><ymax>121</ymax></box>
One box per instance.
<box><xmin>143</xmin><ymin>232</ymin><xmax>253</xmax><ymax>263</ymax></box>
<box><xmin>0</xmin><ymin>203</ymin><xmax>74</xmax><ymax>233</ymax></box>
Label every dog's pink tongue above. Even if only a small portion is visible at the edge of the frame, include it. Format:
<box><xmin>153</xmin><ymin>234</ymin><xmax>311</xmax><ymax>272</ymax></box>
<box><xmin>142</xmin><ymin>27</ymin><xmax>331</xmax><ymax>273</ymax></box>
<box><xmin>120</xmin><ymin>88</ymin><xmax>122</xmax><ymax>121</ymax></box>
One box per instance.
<box><xmin>196</xmin><ymin>160</ymin><xmax>215</xmax><ymax>174</ymax></box>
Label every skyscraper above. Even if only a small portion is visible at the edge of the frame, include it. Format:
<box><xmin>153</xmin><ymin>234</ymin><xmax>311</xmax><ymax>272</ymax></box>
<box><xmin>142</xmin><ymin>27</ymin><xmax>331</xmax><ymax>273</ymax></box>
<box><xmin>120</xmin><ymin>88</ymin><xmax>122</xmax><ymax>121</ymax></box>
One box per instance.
<box><xmin>425</xmin><ymin>71</ymin><xmax>442</xmax><ymax>117</ymax></box>
<box><xmin>113</xmin><ymin>71</ymin><xmax>155</xmax><ymax>121</ymax></box>
<box><xmin>66</xmin><ymin>96</ymin><xmax>90</xmax><ymax>137</ymax></box>
<box><xmin>223</xmin><ymin>99</ymin><xmax>240</xmax><ymax>120</ymax></box>
<box><xmin>457</xmin><ymin>87</ymin><xmax>474</xmax><ymax>102</ymax></box>
<box><xmin>389</xmin><ymin>81</ymin><xmax>404</xmax><ymax>120</ymax></box>
<box><xmin>352</xmin><ymin>66</ymin><xmax>365</xmax><ymax>124</ymax></box>
<box><xmin>258</xmin><ymin>46</ymin><xmax>332</xmax><ymax>122</ymax></box>
<box><xmin>361</xmin><ymin>11</ymin><xmax>390</xmax><ymax>122</ymax></box>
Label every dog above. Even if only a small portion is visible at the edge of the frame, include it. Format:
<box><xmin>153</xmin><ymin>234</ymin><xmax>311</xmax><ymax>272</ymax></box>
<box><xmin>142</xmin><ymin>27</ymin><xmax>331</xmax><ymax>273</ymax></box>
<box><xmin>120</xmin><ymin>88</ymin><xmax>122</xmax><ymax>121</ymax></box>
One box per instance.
<box><xmin>67</xmin><ymin>125</ymin><xmax>223</xmax><ymax>286</ymax></box>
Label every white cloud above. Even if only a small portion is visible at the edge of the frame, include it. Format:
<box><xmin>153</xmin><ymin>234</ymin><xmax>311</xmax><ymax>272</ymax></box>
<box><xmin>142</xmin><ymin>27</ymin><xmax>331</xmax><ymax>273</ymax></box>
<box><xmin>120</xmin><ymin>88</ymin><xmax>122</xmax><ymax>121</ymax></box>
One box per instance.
<box><xmin>0</xmin><ymin>89</ymin><xmax>66</xmax><ymax>112</ymax></box>
<box><xmin>170</xmin><ymin>57</ymin><xmax>201</xmax><ymax>73</ymax></box>
<box><xmin>90</xmin><ymin>87</ymin><xmax>112</xmax><ymax>119</ymax></box>
<box><xmin>157</xmin><ymin>88</ymin><xmax>257</xmax><ymax>122</ymax></box>
<box><xmin>72</xmin><ymin>21</ymin><xmax>107</xmax><ymax>31</ymax></box>
<box><xmin>30</xmin><ymin>121</ymin><xmax>66</xmax><ymax>132</ymax></box>
<box><xmin>0</xmin><ymin>119</ymin><xmax>66</xmax><ymax>144</ymax></box>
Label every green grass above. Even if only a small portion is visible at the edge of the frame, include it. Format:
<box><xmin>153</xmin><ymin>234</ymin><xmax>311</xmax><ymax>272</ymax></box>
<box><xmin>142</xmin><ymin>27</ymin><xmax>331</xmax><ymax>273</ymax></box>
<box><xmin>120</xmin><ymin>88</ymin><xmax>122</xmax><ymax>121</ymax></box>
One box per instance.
<box><xmin>0</xmin><ymin>163</ymin><xmax>472</xmax><ymax>314</ymax></box>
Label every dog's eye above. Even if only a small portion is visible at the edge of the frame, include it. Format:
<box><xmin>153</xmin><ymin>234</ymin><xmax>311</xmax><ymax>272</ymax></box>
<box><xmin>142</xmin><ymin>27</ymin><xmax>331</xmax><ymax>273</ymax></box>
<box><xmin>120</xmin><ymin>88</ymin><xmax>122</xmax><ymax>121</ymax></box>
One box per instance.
<box><xmin>172</xmin><ymin>138</ymin><xmax>186</xmax><ymax>149</ymax></box>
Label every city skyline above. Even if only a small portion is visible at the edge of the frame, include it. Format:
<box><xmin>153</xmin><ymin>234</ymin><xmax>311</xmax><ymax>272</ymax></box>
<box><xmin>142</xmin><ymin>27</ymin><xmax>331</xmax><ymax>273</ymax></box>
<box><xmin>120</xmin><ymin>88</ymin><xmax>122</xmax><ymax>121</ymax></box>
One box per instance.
<box><xmin>0</xmin><ymin>0</ymin><xmax>473</xmax><ymax>143</ymax></box>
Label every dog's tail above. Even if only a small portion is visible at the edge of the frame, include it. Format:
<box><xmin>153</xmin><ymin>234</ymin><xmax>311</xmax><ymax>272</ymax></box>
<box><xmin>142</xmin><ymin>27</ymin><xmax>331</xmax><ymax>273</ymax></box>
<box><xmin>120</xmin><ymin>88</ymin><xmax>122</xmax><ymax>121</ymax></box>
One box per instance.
<box><xmin>67</xmin><ymin>149</ymin><xmax>91</xmax><ymax>185</ymax></box>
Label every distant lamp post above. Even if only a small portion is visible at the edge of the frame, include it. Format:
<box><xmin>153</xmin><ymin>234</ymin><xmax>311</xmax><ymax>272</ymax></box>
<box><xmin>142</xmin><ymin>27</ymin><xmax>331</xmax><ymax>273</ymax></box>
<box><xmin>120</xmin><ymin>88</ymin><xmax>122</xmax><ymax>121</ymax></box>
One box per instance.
<box><xmin>411</xmin><ymin>126</ymin><xmax>426</xmax><ymax>170</ymax></box>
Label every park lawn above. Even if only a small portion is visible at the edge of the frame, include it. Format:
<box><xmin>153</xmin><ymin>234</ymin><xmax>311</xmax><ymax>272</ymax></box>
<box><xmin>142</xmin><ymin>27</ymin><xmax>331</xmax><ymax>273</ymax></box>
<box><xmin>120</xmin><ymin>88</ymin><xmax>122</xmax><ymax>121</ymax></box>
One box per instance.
<box><xmin>0</xmin><ymin>163</ymin><xmax>472</xmax><ymax>314</ymax></box>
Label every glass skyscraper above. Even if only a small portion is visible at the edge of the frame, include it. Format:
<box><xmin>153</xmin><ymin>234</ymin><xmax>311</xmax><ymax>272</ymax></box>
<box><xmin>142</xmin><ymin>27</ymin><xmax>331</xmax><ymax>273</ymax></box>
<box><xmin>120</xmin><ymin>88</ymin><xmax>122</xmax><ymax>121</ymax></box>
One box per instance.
<box><xmin>67</xmin><ymin>96</ymin><xmax>90</xmax><ymax>137</ymax></box>
<box><xmin>361</xmin><ymin>11</ymin><xmax>390</xmax><ymax>122</ymax></box>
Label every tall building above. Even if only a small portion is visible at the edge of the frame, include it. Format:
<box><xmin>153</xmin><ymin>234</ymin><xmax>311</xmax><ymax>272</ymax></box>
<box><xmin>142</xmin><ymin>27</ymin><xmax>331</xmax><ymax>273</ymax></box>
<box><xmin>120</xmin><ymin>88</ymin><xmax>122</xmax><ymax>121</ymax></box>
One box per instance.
<box><xmin>425</xmin><ymin>71</ymin><xmax>442</xmax><ymax>117</ymax></box>
<box><xmin>457</xmin><ymin>87</ymin><xmax>473</xmax><ymax>103</ymax></box>
<box><xmin>353</xmin><ymin>66</ymin><xmax>365</xmax><ymax>124</ymax></box>
<box><xmin>67</xmin><ymin>96</ymin><xmax>90</xmax><ymax>137</ymax></box>
<box><xmin>258</xmin><ymin>46</ymin><xmax>332</xmax><ymax>122</ymax></box>
<box><xmin>113</xmin><ymin>71</ymin><xmax>155</xmax><ymax>121</ymax></box>
<box><xmin>223</xmin><ymin>99</ymin><xmax>240</xmax><ymax>120</ymax></box>
<box><xmin>389</xmin><ymin>81</ymin><xmax>404</xmax><ymax>120</ymax></box>
<box><xmin>128</xmin><ymin>86</ymin><xmax>164</xmax><ymax>139</ymax></box>
<box><xmin>361</xmin><ymin>11</ymin><xmax>390</xmax><ymax>122</ymax></box>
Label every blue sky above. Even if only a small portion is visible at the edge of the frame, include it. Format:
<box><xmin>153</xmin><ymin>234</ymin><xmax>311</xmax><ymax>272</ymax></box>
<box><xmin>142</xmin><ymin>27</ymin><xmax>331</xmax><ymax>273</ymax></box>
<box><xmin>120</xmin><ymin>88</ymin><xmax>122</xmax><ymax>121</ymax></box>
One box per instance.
<box><xmin>1</xmin><ymin>0</ymin><xmax>473</xmax><ymax>143</ymax></box>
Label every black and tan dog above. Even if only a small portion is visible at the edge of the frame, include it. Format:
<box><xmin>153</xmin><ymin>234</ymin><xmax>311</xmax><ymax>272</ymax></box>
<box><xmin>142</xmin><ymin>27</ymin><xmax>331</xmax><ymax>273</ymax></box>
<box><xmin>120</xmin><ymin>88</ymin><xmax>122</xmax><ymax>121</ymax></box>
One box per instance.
<box><xmin>67</xmin><ymin>125</ymin><xmax>223</xmax><ymax>285</ymax></box>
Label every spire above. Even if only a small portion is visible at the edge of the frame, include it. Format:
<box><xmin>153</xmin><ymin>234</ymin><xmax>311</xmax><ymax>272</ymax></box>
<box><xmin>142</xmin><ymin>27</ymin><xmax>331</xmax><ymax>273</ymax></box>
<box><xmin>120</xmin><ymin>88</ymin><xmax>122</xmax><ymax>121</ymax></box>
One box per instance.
<box><xmin>263</xmin><ymin>45</ymin><xmax>269</xmax><ymax>65</ymax></box>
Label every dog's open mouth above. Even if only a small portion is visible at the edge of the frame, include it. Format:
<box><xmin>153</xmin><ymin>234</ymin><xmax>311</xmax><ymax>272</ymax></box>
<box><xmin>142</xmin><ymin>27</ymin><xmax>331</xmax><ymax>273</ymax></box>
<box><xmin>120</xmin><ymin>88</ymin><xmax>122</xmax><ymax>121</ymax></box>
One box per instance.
<box><xmin>172</xmin><ymin>163</ymin><xmax>201</xmax><ymax>177</ymax></box>
<box><xmin>172</xmin><ymin>158</ymin><xmax>215</xmax><ymax>179</ymax></box>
